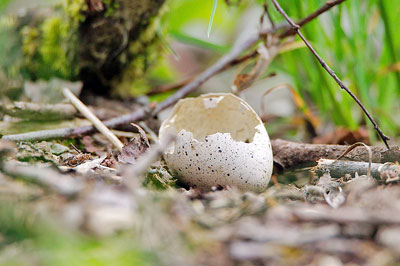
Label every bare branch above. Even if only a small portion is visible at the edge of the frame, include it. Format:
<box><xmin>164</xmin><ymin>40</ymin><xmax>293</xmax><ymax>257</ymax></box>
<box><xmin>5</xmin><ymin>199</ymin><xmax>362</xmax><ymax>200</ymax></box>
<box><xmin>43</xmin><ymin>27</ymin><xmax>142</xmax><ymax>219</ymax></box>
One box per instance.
<box><xmin>279</xmin><ymin>0</ymin><xmax>347</xmax><ymax>38</ymax></box>
<box><xmin>271</xmin><ymin>139</ymin><xmax>400</xmax><ymax>171</ymax></box>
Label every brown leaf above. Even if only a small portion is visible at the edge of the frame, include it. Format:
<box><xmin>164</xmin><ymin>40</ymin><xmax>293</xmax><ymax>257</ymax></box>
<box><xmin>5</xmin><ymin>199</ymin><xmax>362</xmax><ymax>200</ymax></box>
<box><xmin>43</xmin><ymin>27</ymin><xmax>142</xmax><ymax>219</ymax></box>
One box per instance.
<box><xmin>117</xmin><ymin>124</ymin><xmax>150</xmax><ymax>164</ymax></box>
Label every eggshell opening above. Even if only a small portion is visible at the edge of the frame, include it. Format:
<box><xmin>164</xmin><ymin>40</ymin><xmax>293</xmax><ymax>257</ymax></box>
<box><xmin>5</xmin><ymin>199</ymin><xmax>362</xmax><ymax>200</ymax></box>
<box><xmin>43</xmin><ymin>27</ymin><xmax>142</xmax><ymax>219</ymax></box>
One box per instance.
<box><xmin>159</xmin><ymin>93</ymin><xmax>273</xmax><ymax>192</ymax></box>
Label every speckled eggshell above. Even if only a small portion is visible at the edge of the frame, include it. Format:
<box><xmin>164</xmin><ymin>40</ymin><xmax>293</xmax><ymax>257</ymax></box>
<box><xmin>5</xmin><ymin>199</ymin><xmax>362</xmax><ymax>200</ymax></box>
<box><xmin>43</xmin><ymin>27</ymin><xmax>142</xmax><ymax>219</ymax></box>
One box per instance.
<box><xmin>159</xmin><ymin>93</ymin><xmax>273</xmax><ymax>192</ymax></box>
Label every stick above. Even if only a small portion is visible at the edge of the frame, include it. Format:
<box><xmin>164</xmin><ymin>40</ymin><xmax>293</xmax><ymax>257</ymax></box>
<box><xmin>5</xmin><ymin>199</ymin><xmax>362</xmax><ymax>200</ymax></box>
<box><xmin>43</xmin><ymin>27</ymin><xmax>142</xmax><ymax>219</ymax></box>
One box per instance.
<box><xmin>1</xmin><ymin>1</ymin><xmax>345</xmax><ymax>142</ymax></box>
<box><xmin>279</xmin><ymin>0</ymin><xmax>347</xmax><ymax>38</ymax></box>
<box><xmin>271</xmin><ymin>139</ymin><xmax>400</xmax><ymax>171</ymax></box>
<box><xmin>63</xmin><ymin>88</ymin><xmax>124</xmax><ymax>151</ymax></box>
<box><xmin>1</xmin><ymin>101</ymin><xmax>77</xmax><ymax>120</ymax></box>
<box><xmin>312</xmin><ymin>158</ymin><xmax>400</xmax><ymax>180</ymax></box>
<box><xmin>271</xmin><ymin>0</ymin><xmax>390</xmax><ymax>149</ymax></box>
<box><xmin>146</xmin><ymin>51</ymin><xmax>260</xmax><ymax>96</ymax></box>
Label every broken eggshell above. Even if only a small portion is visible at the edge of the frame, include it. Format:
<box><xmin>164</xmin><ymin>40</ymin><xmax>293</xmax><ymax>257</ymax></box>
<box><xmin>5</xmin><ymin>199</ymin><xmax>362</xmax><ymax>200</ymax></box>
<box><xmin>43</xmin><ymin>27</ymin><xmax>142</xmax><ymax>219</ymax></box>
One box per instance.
<box><xmin>159</xmin><ymin>93</ymin><xmax>273</xmax><ymax>192</ymax></box>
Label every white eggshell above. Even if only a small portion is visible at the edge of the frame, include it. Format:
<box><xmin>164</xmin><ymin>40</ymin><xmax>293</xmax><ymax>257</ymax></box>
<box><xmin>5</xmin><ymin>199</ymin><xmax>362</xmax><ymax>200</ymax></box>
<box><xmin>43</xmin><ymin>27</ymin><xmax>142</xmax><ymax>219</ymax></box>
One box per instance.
<box><xmin>159</xmin><ymin>93</ymin><xmax>273</xmax><ymax>192</ymax></box>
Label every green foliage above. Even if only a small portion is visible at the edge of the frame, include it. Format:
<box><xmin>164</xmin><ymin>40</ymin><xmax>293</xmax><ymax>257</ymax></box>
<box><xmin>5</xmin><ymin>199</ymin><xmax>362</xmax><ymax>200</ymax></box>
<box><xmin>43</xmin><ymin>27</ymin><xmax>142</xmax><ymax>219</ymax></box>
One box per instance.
<box><xmin>268</xmin><ymin>0</ymin><xmax>400</xmax><ymax>139</ymax></box>
<box><xmin>21</xmin><ymin>0</ymin><xmax>84</xmax><ymax>81</ymax></box>
<box><xmin>163</xmin><ymin>0</ymin><xmax>400</xmax><ymax>141</ymax></box>
<box><xmin>0</xmin><ymin>0</ymin><xmax>11</xmax><ymax>14</ymax></box>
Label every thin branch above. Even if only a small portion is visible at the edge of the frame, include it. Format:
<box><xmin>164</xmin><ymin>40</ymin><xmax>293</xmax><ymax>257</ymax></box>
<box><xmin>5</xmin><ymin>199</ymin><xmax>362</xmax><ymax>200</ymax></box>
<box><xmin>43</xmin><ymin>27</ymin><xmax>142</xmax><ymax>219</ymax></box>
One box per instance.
<box><xmin>263</xmin><ymin>2</ymin><xmax>276</xmax><ymax>30</ymax></box>
<box><xmin>146</xmin><ymin>77</ymin><xmax>193</xmax><ymax>96</ymax></box>
<box><xmin>63</xmin><ymin>88</ymin><xmax>124</xmax><ymax>151</ymax></box>
<box><xmin>271</xmin><ymin>139</ymin><xmax>400</xmax><ymax>171</ymax></box>
<box><xmin>271</xmin><ymin>0</ymin><xmax>390</xmax><ymax>149</ymax></box>
<box><xmin>279</xmin><ymin>0</ymin><xmax>347</xmax><ymax>38</ymax></box>
<box><xmin>312</xmin><ymin>158</ymin><xmax>400</xmax><ymax>180</ymax></box>
<box><xmin>1</xmin><ymin>101</ymin><xmax>77</xmax><ymax>120</ymax></box>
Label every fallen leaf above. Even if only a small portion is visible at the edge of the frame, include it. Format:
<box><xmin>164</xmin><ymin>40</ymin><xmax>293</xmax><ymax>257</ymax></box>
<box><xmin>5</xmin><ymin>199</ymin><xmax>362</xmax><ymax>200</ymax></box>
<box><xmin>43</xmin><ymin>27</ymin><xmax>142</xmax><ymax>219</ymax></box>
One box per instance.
<box><xmin>118</xmin><ymin>124</ymin><xmax>150</xmax><ymax>164</ymax></box>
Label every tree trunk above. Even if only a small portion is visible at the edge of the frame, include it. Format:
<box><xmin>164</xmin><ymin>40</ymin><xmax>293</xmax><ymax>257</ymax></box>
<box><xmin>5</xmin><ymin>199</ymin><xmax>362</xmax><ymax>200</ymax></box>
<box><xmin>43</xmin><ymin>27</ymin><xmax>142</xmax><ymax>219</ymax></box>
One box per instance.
<box><xmin>1</xmin><ymin>0</ymin><xmax>166</xmax><ymax>96</ymax></box>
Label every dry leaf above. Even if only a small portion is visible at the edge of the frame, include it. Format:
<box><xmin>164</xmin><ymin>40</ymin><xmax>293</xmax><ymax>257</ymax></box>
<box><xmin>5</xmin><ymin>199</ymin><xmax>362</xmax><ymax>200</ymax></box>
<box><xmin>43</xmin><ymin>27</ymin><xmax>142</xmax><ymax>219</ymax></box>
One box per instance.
<box><xmin>118</xmin><ymin>124</ymin><xmax>150</xmax><ymax>164</ymax></box>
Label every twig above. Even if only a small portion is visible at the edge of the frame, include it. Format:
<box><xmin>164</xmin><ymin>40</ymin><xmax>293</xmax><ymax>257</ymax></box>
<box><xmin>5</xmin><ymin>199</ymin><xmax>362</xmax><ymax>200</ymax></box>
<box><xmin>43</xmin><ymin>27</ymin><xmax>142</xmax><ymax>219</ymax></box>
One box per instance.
<box><xmin>146</xmin><ymin>77</ymin><xmax>193</xmax><ymax>96</ymax></box>
<box><xmin>1</xmin><ymin>1</ymin><xmax>345</xmax><ymax>142</ymax></box>
<box><xmin>146</xmin><ymin>51</ymin><xmax>259</xmax><ymax>96</ymax></box>
<box><xmin>1</xmin><ymin>101</ymin><xmax>77</xmax><ymax>120</ymax></box>
<box><xmin>278</xmin><ymin>0</ymin><xmax>347</xmax><ymax>38</ymax></box>
<box><xmin>271</xmin><ymin>0</ymin><xmax>390</xmax><ymax>149</ymax></box>
<box><xmin>1</xmin><ymin>108</ymin><xmax>148</xmax><ymax>141</ymax></box>
<box><xmin>312</xmin><ymin>158</ymin><xmax>400</xmax><ymax>180</ymax></box>
<box><xmin>63</xmin><ymin>88</ymin><xmax>124</xmax><ymax>151</ymax></box>
<box><xmin>263</xmin><ymin>2</ymin><xmax>276</xmax><ymax>30</ymax></box>
<box><xmin>138</xmin><ymin>121</ymin><xmax>159</xmax><ymax>144</ymax></box>
<box><xmin>271</xmin><ymin>139</ymin><xmax>400</xmax><ymax>171</ymax></box>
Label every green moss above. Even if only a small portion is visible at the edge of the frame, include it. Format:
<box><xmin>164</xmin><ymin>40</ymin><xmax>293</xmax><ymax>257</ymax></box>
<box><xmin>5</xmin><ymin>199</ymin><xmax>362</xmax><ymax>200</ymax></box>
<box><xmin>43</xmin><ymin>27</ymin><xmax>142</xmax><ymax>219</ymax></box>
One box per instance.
<box><xmin>112</xmin><ymin>5</ymin><xmax>166</xmax><ymax>97</ymax></box>
<box><xmin>64</xmin><ymin>0</ymin><xmax>87</xmax><ymax>25</ymax></box>
<box><xmin>40</xmin><ymin>18</ymin><xmax>71</xmax><ymax>77</ymax></box>
<box><xmin>21</xmin><ymin>0</ymin><xmax>85</xmax><ymax>81</ymax></box>
<box><xmin>102</xmin><ymin>0</ymin><xmax>120</xmax><ymax>17</ymax></box>
<box><xmin>4</xmin><ymin>0</ymin><xmax>166</xmax><ymax>96</ymax></box>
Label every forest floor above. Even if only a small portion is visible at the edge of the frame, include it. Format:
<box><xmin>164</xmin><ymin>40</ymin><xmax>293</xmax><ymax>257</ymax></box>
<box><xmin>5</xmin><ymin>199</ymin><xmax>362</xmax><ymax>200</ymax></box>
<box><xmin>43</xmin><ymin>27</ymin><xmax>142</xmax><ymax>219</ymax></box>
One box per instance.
<box><xmin>1</xmin><ymin>95</ymin><xmax>400</xmax><ymax>266</ymax></box>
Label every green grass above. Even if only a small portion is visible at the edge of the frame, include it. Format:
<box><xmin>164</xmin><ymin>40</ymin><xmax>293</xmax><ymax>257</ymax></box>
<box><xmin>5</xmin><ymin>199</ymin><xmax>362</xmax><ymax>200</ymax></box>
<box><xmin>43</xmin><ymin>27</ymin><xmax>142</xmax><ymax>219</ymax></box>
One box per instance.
<box><xmin>165</xmin><ymin>0</ymin><xmax>400</xmax><ymax>142</ymax></box>
<box><xmin>268</xmin><ymin>0</ymin><xmax>400</xmax><ymax>141</ymax></box>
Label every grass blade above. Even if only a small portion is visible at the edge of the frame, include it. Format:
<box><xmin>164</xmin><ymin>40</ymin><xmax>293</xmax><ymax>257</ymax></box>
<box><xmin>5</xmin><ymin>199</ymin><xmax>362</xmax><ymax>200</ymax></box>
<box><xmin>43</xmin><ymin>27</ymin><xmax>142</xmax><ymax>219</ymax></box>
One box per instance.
<box><xmin>207</xmin><ymin>0</ymin><xmax>218</xmax><ymax>38</ymax></box>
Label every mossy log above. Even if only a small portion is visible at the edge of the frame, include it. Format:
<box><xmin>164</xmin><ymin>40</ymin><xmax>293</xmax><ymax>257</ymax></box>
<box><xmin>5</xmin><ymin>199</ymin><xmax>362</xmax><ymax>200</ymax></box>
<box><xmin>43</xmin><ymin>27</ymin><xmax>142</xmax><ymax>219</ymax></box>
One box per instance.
<box><xmin>0</xmin><ymin>0</ymin><xmax>166</xmax><ymax>96</ymax></box>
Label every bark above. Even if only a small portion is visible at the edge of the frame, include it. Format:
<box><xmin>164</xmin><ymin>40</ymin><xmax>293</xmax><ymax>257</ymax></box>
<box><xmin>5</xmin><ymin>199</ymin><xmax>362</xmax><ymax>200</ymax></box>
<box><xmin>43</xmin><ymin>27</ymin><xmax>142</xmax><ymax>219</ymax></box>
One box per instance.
<box><xmin>1</xmin><ymin>0</ymin><xmax>166</xmax><ymax>95</ymax></box>
<box><xmin>1</xmin><ymin>101</ymin><xmax>77</xmax><ymax>120</ymax></box>
<box><xmin>312</xmin><ymin>158</ymin><xmax>400</xmax><ymax>180</ymax></box>
<box><xmin>271</xmin><ymin>139</ymin><xmax>400</xmax><ymax>171</ymax></box>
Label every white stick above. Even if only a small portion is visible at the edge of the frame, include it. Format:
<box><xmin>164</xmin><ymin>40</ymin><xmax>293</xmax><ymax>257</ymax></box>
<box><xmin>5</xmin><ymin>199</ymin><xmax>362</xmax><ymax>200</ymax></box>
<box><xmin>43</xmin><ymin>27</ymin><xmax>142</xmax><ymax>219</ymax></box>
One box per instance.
<box><xmin>62</xmin><ymin>88</ymin><xmax>124</xmax><ymax>151</ymax></box>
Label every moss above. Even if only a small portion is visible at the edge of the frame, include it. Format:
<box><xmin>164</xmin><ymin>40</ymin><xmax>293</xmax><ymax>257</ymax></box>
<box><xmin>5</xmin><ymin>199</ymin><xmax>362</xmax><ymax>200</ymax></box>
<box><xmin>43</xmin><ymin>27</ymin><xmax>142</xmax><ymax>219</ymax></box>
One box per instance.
<box><xmin>39</xmin><ymin>17</ymin><xmax>71</xmax><ymax>78</ymax></box>
<box><xmin>102</xmin><ymin>0</ymin><xmax>120</xmax><ymax>17</ymax></box>
<box><xmin>111</xmin><ymin>3</ymin><xmax>167</xmax><ymax>96</ymax></box>
<box><xmin>4</xmin><ymin>0</ymin><xmax>166</xmax><ymax>96</ymax></box>
<box><xmin>20</xmin><ymin>0</ymin><xmax>86</xmax><ymax>81</ymax></box>
<box><xmin>64</xmin><ymin>0</ymin><xmax>87</xmax><ymax>25</ymax></box>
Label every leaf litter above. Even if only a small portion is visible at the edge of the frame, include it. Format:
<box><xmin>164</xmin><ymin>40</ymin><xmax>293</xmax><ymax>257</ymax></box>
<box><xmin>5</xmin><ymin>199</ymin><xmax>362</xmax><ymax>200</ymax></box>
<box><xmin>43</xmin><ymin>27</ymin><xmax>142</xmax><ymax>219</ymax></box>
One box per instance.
<box><xmin>1</xmin><ymin>111</ymin><xmax>400</xmax><ymax>265</ymax></box>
